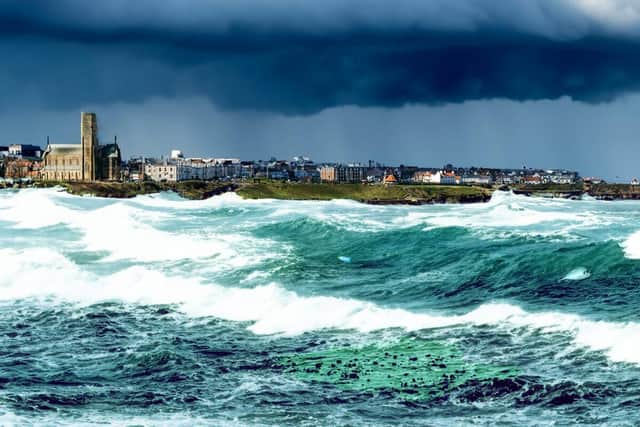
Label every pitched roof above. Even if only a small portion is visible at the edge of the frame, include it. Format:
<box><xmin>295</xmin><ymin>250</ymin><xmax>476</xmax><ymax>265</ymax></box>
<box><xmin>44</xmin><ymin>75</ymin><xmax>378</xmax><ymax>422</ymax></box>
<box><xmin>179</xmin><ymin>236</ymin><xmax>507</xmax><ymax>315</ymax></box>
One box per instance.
<box><xmin>100</xmin><ymin>143</ymin><xmax>120</xmax><ymax>157</ymax></box>
<box><xmin>44</xmin><ymin>144</ymin><xmax>82</xmax><ymax>156</ymax></box>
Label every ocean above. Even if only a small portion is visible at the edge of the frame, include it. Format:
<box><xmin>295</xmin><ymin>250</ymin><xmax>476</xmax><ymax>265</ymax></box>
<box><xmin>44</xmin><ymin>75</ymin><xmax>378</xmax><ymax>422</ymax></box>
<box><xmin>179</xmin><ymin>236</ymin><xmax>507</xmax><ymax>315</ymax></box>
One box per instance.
<box><xmin>1</xmin><ymin>188</ymin><xmax>640</xmax><ymax>426</ymax></box>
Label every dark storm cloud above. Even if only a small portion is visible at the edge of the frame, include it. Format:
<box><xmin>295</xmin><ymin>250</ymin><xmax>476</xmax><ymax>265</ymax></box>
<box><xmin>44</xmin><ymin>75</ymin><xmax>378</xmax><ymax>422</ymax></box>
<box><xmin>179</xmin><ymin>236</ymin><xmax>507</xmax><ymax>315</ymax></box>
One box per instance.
<box><xmin>2</xmin><ymin>0</ymin><xmax>640</xmax><ymax>114</ymax></box>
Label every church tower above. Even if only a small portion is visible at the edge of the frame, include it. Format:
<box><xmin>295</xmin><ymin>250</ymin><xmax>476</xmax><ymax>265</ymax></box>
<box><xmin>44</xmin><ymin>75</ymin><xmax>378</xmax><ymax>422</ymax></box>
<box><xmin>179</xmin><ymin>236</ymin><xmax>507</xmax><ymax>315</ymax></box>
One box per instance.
<box><xmin>81</xmin><ymin>112</ymin><xmax>98</xmax><ymax>181</ymax></box>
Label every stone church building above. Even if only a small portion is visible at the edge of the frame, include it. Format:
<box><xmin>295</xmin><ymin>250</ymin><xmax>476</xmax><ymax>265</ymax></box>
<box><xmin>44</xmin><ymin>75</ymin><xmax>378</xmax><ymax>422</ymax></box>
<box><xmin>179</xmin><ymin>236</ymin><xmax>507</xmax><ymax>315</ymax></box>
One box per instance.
<box><xmin>42</xmin><ymin>112</ymin><xmax>121</xmax><ymax>181</ymax></box>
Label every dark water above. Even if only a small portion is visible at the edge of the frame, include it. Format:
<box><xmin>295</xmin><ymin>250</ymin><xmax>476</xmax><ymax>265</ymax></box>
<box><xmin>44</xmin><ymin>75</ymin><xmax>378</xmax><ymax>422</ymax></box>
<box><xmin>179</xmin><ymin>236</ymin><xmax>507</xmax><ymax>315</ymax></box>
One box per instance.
<box><xmin>1</xmin><ymin>189</ymin><xmax>640</xmax><ymax>425</ymax></box>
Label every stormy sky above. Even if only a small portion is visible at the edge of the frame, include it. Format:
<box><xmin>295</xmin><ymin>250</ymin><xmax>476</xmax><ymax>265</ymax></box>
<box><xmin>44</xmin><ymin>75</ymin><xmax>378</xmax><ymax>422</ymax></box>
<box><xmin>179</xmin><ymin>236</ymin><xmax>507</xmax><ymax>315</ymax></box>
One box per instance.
<box><xmin>2</xmin><ymin>0</ymin><xmax>640</xmax><ymax>179</ymax></box>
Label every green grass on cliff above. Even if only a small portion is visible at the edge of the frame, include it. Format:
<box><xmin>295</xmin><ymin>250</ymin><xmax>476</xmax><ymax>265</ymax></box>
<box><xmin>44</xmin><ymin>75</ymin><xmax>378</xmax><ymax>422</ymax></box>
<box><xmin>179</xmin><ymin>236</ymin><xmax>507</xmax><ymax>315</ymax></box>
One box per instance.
<box><xmin>237</xmin><ymin>182</ymin><xmax>490</xmax><ymax>203</ymax></box>
<box><xmin>23</xmin><ymin>179</ymin><xmax>489</xmax><ymax>203</ymax></box>
<box><xmin>589</xmin><ymin>183</ymin><xmax>640</xmax><ymax>194</ymax></box>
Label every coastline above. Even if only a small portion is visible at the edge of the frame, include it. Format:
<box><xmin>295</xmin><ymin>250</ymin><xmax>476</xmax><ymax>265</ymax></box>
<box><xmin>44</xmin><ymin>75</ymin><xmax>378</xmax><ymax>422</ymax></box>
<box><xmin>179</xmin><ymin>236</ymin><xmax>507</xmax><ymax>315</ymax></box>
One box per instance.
<box><xmin>2</xmin><ymin>180</ymin><xmax>640</xmax><ymax>203</ymax></box>
<box><xmin>0</xmin><ymin>180</ymin><xmax>491</xmax><ymax>204</ymax></box>
<box><xmin>512</xmin><ymin>183</ymin><xmax>640</xmax><ymax>201</ymax></box>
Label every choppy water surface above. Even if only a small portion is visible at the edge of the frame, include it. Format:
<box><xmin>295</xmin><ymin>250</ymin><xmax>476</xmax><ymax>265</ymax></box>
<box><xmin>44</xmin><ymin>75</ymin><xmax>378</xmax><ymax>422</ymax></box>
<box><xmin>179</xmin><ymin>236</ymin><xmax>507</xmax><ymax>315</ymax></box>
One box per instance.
<box><xmin>1</xmin><ymin>188</ymin><xmax>640</xmax><ymax>425</ymax></box>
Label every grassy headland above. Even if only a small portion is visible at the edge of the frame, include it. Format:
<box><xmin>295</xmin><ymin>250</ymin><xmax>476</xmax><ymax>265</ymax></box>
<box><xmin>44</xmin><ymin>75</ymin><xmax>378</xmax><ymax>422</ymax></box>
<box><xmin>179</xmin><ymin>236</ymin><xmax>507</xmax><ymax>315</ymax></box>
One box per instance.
<box><xmin>237</xmin><ymin>182</ymin><xmax>492</xmax><ymax>204</ymax></box>
<box><xmin>3</xmin><ymin>180</ymin><xmax>491</xmax><ymax>204</ymax></box>
<box><xmin>512</xmin><ymin>182</ymin><xmax>640</xmax><ymax>200</ymax></box>
<box><xmin>7</xmin><ymin>178</ymin><xmax>640</xmax><ymax>202</ymax></box>
<box><xmin>588</xmin><ymin>183</ymin><xmax>640</xmax><ymax>200</ymax></box>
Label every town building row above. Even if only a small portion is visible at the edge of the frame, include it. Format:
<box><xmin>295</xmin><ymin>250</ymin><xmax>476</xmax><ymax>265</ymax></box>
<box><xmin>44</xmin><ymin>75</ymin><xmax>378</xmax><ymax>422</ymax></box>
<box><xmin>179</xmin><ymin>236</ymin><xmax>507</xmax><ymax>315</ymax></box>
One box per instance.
<box><xmin>0</xmin><ymin>116</ymin><xmax>590</xmax><ymax>186</ymax></box>
<box><xmin>0</xmin><ymin>144</ymin><xmax>587</xmax><ymax>186</ymax></box>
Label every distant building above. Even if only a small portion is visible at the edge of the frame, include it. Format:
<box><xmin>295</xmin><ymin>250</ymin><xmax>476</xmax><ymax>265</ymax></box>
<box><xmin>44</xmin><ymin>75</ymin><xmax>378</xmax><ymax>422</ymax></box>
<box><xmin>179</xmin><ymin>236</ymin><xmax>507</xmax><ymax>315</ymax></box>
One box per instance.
<box><xmin>320</xmin><ymin>164</ymin><xmax>366</xmax><ymax>183</ymax></box>
<box><xmin>413</xmin><ymin>170</ymin><xmax>435</xmax><ymax>184</ymax></box>
<box><xmin>0</xmin><ymin>146</ymin><xmax>8</xmax><ymax>158</ymax></box>
<box><xmin>41</xmin><ymin>144</ymin><xmax>83</xmax><ymax>181</ymax></box>
<box><xmin>494</xmin><ymin>173</ymin><xmax>516</xmax><ymax>185</ymax></box>
<box><xmin>98</xmin><ymin>142</ymin><xmax>122</xmax><ymax>181</ymax></box>
<box><xmin>319</xmin><ymin>166</ymin><xmax>335</xmax><ymax>182</ymax></box>
<box><xmin>383</xmin><ymin>174</ymin><xmax>398</xmax><ymax>185</ymax></box>
<box><xmin>290</xmin><ymin>156</ymin><xmax>318</xmax><ymax>182</ymax></box>
<box><xmin>268</xmin><ymin>170</ymin><xmax>288</xmax><ymax>180</ymax></box>
<box><xmin>397</xmin><ymin>166</ymin><xmax>418</xmax><ymax>183</ymax></box>
<box><xmin>583</xmin><ymin>177</ymin><xmax>604</xmax><ymax>185</ymax></box>
<box><xmin>144</xmin><ymin>155</ymin><xmax>242</xmax><ymax>182</ymax></box>
<box><xmin>366</xmin><ymin>167</ymin><xmax>385</xmax><ymax>183</ymax></box>
<box><xmin>8</xmin><ymin>144</ymin><xmax>42</xmax><ymax>158</ymax></box>
<box><xmin>123</xmin><ymin>157</ymin><xmax>146</xmax><ymax>181</ymax></box>
<box><xmin>545</xmin><ymin>171</ymin><xmax>578</xmax><ymax>184</ymax></box>
<box><xmin>461</xmin><ymin>174</ymin><xmax>493</xmax><ymax>185</ymax></box>
<box><xmin>440</xmin><ymin>171</ymin><xmax>459</xmax><ymax>185</ymax></box>
<box><xmin>42</xmin><ymin>113</ymin><xmax>122</xmax><ymax>181</ymax></box>
<box><xmin>240</xmin><ymin>161</ymin><xmax>255</xmax><ymax>179</ymax></box>
<box><xmin>145</xmin><ymin>161</ymin><xmax>180</xmax><ymax>182</ymax></box>
<box><xmin>524</xmin><ymin>175</ymin><xmax>542</xmax><ymax>185</ymax></box>
<box><xmin>4</xmin><ymin>158</ymin><xmax>43</xmax><ymax>180</ymax></box>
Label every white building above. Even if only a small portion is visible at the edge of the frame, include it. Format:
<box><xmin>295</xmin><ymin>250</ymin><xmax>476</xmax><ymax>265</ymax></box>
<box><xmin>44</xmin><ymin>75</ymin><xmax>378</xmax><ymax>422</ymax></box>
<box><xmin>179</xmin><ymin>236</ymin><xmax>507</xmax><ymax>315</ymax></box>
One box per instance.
<box><xmin>413</xmin><ymin>170</ymin><xmax>459</xmax><ymax>184</ymax></box>
<box><xmin>8</xmin><ymin>144</ymin><xmax>42</xmax><ymax>158</ymax></box>
<box><xmin>413</xmin><ymin>171</ymin><xmax>441</xmax><ymax>184</ymax></box>
<box><xmin>144</xmin><ymin>157</ymin><xmax>242</xmax><ymax>182</ymax></box>
<box><xmin>144</xmin><ymin>162</ymin><xmax>180</xmax><ymax>182</ymax></box>
<box><xmin>440</xmin><ymin>172</ymin><xmax>459</xmax><ymax>185</ymax></box>
<box><xmin>461</xmin><ymin>175</ymin><xmax>494</xmax><ymax>185</ymax></box>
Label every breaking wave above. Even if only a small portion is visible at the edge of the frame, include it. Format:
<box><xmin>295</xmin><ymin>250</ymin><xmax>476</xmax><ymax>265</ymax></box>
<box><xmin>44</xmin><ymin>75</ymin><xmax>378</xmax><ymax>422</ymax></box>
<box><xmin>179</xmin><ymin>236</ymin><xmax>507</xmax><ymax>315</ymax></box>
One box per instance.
<box><xmin>2</xmin><ymin>247</ymin><xmax>639</xmax><ymax>365</ymax></box>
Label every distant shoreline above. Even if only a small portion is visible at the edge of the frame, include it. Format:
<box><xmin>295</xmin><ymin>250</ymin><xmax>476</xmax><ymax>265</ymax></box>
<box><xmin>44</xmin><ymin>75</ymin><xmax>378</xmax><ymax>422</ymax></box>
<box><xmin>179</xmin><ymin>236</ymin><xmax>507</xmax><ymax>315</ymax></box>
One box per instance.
<box><xmin>2</xmin><ymin>181</ymin><xmax>640</xmax><ymax>204</ymax></box>
<box><xmin>0</xmin><ymin>180</ymin><xmax>491</xmax><ymax>204</ymax></box>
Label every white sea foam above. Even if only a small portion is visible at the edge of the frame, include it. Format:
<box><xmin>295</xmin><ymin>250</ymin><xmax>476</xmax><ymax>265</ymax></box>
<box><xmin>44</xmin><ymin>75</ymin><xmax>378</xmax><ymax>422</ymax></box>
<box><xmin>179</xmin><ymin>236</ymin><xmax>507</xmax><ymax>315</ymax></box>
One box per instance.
<box><xmin>0</xmin><ymin>407</ymin><xmax>213</xmax><ymax>427</ymax></box>
<box><xmin>0</xmin><ymin>188</ymin><xmax>624</xmax><ymax>241</ymax></box>
<box><xmin>2</xmin><ymin>247</ymin><xmax>640</xmax><ymax>365</ymax></box>
<box><xmin>621</xmin><ymin>230</ymin><xmax>640</xmax><ymax>259</ymax></box>
<box><xmin>563</xmin><ymin>267</ymin><xmax>591</xmax><ymax>281</ymax></box>
<box><xmin>0</xmin><ymin>189</ymin><xmax>271</xmax><ymax>263</ymax></box>
<box><xmin>131</xmin><ymin>190</ymin><xmax>246</xmax><ymax>210</ymax></box>
<box><xmin>393</xmin><ymin>192</ymin><xmax>601</xmax><ymax>232</ymax></box>
<box><xmin>79</xmin><ymin>203</ymin><xmax>238</xmax><ymax>262</ymax></box>
<box><xmin>0</xmin><ymin>189</ymin><xmax>79</xmax><ymax>228</ymax></box>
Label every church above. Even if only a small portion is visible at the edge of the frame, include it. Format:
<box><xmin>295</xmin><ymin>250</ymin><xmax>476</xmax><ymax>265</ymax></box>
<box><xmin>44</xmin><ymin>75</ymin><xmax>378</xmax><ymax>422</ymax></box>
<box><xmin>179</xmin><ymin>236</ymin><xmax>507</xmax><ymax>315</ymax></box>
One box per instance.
<box><xmin>41</xmin><ymin>112</ymin><xmax>121</xmax><ymax>181</ymax></box>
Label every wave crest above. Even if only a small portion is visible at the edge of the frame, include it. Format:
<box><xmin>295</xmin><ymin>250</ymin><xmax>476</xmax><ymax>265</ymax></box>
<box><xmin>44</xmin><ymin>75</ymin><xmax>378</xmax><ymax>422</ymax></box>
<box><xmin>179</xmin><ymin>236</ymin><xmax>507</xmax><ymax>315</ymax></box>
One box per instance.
<box><xmin>2</xmin><ymin>247</ymin><xmax>640</xmax><ymax>365</ymax></box>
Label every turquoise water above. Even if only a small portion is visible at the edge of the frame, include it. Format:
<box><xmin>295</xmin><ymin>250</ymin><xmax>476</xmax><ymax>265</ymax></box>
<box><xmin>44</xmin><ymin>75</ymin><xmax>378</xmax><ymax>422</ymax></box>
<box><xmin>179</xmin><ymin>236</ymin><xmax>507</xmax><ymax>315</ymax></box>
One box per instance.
<box><xmin>1</xmin><ymin>188</ymin><xmax>640</xmax><ymax>425</ymax></box>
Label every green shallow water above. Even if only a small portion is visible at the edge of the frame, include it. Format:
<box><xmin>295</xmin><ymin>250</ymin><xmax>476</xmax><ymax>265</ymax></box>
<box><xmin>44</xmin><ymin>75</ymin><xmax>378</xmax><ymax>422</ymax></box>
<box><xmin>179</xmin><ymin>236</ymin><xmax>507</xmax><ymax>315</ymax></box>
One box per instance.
<box><xmin>280</xmin><ymin>337</ymin><xmax>516</xmax><ymax>400</ymax></box>
<box><xmin>1</xmin><ymin>188</ymin><xmax>640</xmax><ymax>425</ymax></box>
